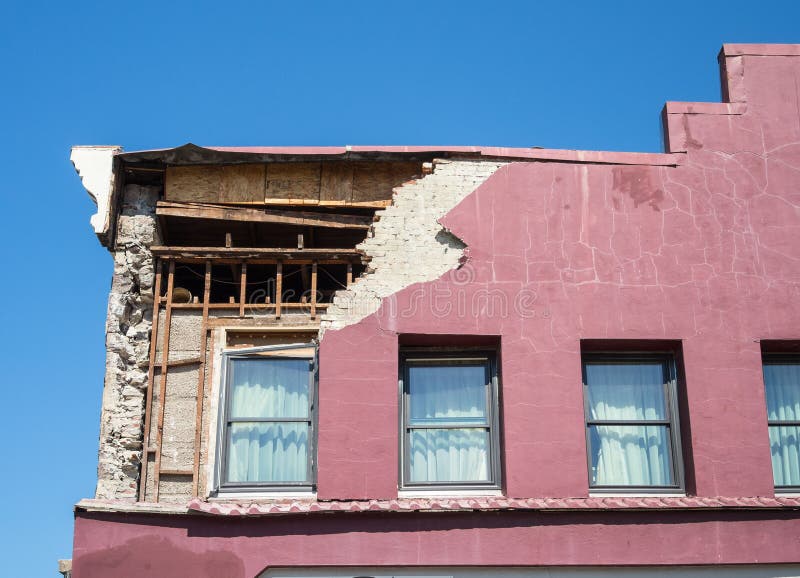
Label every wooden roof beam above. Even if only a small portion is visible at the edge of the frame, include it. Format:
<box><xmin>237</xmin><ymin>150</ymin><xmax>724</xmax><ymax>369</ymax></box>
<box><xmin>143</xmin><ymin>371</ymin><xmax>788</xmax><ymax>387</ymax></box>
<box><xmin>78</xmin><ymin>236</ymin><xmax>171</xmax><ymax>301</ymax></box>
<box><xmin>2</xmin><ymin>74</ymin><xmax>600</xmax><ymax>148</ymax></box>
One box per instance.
<box><xmin>150</xmin><ymin>245</ymin><xmax>365</xmax><ymax>262</ymax></box>
<box><xmin>156</xmin><ymin>201</ymin><xmax>372</xmax><ymax>230</ymax></box>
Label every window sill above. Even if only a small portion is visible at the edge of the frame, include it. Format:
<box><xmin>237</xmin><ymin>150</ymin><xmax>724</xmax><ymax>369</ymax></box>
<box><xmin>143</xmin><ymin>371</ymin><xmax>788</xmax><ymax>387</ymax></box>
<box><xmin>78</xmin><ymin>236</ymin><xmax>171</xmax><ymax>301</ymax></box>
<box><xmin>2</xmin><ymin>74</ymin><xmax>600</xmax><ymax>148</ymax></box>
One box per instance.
<box><xmin>589</xmin><ymin>491</ymin><xmax>686</xmax><ymax>498</ymax></box>
<box><xmin>398</xmin><ymin>489</ymin><xmax>504</xmax><ymax>498</ymax></box>
<box><xmin>210</xmin><ymin>490</ymin><xmax>316</xmax><ymax>501</ymax></box>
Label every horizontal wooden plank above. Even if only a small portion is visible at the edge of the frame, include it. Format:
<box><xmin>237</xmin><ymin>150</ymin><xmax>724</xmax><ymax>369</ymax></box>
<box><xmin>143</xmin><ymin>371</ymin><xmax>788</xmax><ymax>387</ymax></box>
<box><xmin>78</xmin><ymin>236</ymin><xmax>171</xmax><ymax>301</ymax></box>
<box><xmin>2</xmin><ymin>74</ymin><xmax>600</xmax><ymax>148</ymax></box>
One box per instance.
<box><xmin>170</xmin><ymin>302</ymin><xmax>330</xmax><ymax>310</ymax></box>
<box><xmin>156</xmin><ymin>201</ymin><xmax>372</xmax><ymax>229</ymax></box>
<box><xmin>153</xmin><ymin>356</ymin><xmax>202</xmax><ymax>369</ymax></box>
<box><xmin>262</xmin><ymin>198</ymin><xmax>392</xmax><ymax>208</ymax></box>
<box><xmin>206</xmin><ymin>318</ymin><xmax>320</xmax><ymax>328</ymax></box>
<box><xmin>159</xmin><ymin>469</ymin><xmax>193</xmax><ymax>477</ymax></box>
<box><xmin>166</xmin><ymin>161</ymin><xmax>420</xmax><ymax>206</ymax></box>
<box><xmin>151</xmin><ymin>246</ymin><xmax>364</xmax><ymax>261</ymax></box>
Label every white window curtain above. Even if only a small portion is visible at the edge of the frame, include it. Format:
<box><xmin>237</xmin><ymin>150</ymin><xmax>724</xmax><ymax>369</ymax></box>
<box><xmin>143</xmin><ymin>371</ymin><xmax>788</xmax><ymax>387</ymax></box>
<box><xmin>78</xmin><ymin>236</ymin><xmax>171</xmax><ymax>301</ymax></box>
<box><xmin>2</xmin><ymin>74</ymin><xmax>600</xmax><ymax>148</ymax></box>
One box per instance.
<box><xmin>585</xmin><ymin>362</ymin><xmax>672</xmax><ymax>486</ymax></box>
<box><xmin>227</xmin><ymin>358</ymin><xmax>310</xmax><ymax>483</ymax></box>
<box><xmin>764</xmin><ymin>362</ymin><xmax>800</xmax><ymax>487</ymax></box>
<box><xmin>407</xmin><ymin>364</ymin><xmax>490</xmax><ymax>483</ymax></box>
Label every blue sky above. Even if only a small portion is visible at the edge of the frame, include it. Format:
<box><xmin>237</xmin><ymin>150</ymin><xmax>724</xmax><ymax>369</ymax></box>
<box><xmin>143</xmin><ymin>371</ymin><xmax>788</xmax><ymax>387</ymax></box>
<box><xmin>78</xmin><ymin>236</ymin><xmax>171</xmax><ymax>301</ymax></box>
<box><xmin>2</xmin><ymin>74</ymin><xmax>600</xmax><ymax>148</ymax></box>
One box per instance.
<box><xmin>0</xmin><ymin>0</ymin><xmax>798</xmax><ymax>575</ymax></box>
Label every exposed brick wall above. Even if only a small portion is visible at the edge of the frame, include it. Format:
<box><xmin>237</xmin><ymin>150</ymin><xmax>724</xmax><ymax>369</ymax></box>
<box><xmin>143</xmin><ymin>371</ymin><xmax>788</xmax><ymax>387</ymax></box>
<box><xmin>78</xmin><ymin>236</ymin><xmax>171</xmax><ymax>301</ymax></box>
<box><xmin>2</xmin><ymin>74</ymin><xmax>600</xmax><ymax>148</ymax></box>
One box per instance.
<box><xmin>321</xmin><ymin>159</ymin><xmax>507</xmax><ymax>332</ymax></box>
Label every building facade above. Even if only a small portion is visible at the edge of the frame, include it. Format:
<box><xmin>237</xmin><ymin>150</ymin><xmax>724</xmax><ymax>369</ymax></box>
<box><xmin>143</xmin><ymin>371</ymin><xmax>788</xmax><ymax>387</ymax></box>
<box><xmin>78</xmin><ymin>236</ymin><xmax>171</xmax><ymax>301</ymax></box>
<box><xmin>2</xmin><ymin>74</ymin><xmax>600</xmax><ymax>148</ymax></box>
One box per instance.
<box><xmin>69</xmin><ymin>45</ymin><xmax>800</xmax><ymax>577</ymax></box>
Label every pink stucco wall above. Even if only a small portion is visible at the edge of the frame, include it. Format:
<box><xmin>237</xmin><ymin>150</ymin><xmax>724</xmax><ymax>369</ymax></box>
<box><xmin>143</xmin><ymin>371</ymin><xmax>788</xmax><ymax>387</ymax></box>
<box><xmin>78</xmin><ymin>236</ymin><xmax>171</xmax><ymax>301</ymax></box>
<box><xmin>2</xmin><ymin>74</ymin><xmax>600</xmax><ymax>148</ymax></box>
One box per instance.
<box><xmin>317</xmin><ymin>45</ymin><xmax>800</xmax><ymax>501</ymax></box>
<box><xmin>73</xmin><ymin>45</ymin><xmax>800</xmax><ymax>576</ymax></box>
<box><xmin>73</xmin><ymin>509</ymin><xmax>800</xmax><ymax>577</ymax></box>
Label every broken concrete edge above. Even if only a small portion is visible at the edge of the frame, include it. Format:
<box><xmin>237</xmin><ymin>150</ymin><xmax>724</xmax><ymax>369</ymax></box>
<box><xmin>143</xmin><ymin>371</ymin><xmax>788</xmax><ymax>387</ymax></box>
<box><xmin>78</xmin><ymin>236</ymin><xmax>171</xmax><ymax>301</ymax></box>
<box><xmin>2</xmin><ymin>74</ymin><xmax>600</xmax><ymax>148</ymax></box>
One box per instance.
<box><xmin>70</xmin><ymin>145</ymin><xmax>121</xmax><ymax>242</ymax></box>
<box><xmin>76</xmin><ymin>498</ymin><xmax>188</xmax><ymax>515</ymax></box>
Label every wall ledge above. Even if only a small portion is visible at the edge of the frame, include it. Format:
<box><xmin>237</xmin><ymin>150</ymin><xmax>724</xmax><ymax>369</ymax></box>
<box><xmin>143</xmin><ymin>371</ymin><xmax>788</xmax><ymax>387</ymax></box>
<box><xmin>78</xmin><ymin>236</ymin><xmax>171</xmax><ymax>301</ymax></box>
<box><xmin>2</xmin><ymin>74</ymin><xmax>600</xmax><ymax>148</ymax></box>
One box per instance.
<box><xmin>73</xmin><ymin>496</ymin><xmax>800</xmax><ymax>517</ymax></box>
<box><xmin>723</xmin><ymin>44</ymin><xmax>800</xmax><ymax>57</ymax></box>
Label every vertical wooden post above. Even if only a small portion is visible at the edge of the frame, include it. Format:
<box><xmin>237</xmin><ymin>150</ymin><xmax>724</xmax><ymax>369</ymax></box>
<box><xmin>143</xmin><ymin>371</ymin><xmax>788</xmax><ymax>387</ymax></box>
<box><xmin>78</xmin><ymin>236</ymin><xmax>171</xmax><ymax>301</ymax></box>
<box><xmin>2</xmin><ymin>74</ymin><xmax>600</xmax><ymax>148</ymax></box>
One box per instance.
<box><xmin>238</xmin><ymin>261</ymin><xmax>247</xmax><ymax>317</ymax></box>
<box><xmin>346</xmin><ymin>262</ymin><xmax>353</xmax><ymax>287</ymax></box>
<box><xmin>192</xmin><ymin>260</ymin><xmax>212</xmax><ymax>497</ymax></box>
<box><xmin>139</xmin><ymin>259</ymin><xmax>163</xmax><ymax>501</ymax></box>
<box><xmin>276</xmin><ymin>260</ymin><xmax>282</xmax><ymax>319</ymax></box>
<box><xmin>310</xmin><ymin>261</ymin><xmax>318</xmax><ymax>319</ymax></box>
<box><xmin>153</xmin><ymin>259</ymin><xmax>175</xmax><ymax>502</ymax></box>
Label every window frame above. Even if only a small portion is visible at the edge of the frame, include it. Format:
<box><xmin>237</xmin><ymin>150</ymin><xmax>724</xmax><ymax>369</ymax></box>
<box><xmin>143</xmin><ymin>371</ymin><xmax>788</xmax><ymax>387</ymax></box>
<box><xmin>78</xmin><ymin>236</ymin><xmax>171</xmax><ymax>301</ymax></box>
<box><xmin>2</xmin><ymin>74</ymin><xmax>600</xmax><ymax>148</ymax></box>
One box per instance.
<box><xmin>581</xmin><ymin>352</ymin><xmax>685</xmax><ymax>493</ymax></box>
<box><xmin>762</xmin><ymin>353</ymin><xmax>800</xmax><ymax>492</ymax></box>
<box><xmin>214</xmin><ymin>342</ymin><xmax>318</xmax><ymax>494</ymax></box>
<box><xmin>399</xmin><ymin>349</ymin><xmax>503</xmax><ymax>491</ymax></box>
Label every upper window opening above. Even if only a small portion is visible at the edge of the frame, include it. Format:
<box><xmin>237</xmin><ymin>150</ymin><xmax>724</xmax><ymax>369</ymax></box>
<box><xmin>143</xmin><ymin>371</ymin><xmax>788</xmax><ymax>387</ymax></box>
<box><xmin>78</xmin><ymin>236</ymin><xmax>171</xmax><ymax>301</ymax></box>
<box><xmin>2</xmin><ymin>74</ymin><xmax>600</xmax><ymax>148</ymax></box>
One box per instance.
<box><xmin>217</xmin><ymin>344</ymin><xmax>316</xmax><ymax>491</ymax></box>
<box><xmin>582</xmin><ymin>352</ymin><xmax>684</xmax><ymax>491</ymax></box>
<box><xmin>762</xmin><ymin>354</ymin><xmax>800</xmax><ymax>490</ymax></box>
<box><xmin>400</xmin><ymin>351</ymin><xmax>502</xmax><ymax>490</ymax></box>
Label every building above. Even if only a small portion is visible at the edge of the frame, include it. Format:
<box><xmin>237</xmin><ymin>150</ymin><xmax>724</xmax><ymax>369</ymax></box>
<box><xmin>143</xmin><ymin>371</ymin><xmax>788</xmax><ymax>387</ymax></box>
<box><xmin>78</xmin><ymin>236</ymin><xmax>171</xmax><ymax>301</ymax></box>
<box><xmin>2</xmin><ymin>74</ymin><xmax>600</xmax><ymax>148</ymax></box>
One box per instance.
<box><xmin>68</xmin><ymin>44</ymin><xmax>800</xmax><ymax>577</ymax></box>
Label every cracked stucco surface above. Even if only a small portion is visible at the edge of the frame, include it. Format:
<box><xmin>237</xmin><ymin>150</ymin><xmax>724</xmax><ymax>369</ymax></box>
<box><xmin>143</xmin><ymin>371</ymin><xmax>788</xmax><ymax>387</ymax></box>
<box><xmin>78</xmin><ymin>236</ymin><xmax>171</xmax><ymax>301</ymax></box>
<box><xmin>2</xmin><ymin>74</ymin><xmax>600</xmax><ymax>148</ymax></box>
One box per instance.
<box><xmin>321</xmin><ymin>159</ymin><xmax>507</xmax><ymax>332</ymax></box>
<box><xmin>316</xmin><ymin>51</ymin><xmax>800</xmax><ymax>501</ymax></box>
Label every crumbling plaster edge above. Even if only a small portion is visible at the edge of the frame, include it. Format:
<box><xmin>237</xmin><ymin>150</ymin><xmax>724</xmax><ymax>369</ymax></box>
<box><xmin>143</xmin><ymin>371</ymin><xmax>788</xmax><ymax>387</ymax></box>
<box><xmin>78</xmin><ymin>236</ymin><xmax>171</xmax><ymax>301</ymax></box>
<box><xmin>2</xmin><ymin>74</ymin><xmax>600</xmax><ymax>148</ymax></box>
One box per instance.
<box><xmin>70</xmin><ymin>145</ymin><xmax>122</xmax><ymax>240</ymax></box>
<box><xmin>319</xmin><ymin>159</ymin><xmax>509</xmax><ymax>336</ymax></box>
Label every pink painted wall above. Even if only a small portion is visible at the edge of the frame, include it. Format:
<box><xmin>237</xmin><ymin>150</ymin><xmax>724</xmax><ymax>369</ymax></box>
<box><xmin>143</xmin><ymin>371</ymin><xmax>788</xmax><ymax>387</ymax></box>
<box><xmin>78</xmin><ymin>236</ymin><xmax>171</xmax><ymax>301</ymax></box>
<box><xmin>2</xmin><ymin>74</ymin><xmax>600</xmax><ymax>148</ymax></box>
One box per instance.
<box><xmin>317</xmin><ymin>45</ymin><xmax>800</xmax><ymax>500</ymax></box>
<box><xmin>73</xmin><ymin>510</ymin><xmax>800</xmax><ymax>578</ymax></box>
<box><xmin>74</xmin><ymin>45</ymin><xmax>800</xmax><ymax>575</ymax></box>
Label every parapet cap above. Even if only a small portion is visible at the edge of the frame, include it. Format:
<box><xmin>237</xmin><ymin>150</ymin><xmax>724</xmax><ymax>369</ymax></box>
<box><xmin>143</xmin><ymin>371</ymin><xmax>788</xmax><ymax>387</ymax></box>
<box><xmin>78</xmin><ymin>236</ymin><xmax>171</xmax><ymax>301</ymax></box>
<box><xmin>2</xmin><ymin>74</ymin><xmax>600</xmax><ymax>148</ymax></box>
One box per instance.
<box><xmin>721</xmin><ymin>43</ymin><xmax>800</xmax><ymax>57</ymax></box>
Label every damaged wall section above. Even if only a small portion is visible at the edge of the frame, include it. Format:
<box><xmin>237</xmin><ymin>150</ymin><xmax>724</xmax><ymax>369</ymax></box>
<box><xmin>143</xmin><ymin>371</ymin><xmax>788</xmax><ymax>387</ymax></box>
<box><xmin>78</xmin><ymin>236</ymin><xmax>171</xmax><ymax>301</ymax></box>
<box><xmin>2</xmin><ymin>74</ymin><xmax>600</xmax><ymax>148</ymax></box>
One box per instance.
<box><xmin>321</xmin><ymin>159</ymin><xmax>507</xmax><ymax>332</ymax></box>
<box><xmin>96</xmin><ymin>185</ymin><xmax>160</xmax><ymax>500</ymax></box>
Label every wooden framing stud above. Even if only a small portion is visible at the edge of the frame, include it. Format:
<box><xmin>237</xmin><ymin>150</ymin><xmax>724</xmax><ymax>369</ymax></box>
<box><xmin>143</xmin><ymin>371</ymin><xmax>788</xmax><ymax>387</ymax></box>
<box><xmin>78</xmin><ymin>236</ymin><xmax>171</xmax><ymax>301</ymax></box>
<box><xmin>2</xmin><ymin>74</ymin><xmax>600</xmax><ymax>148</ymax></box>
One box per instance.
<box><xmin>191</xmin><ymin>260</ymin><xmax>212</xmax><ymax>497</ymax></box>
<box><xmin>153</xmin><ymin>259</ymin><xmax>175</xmax><ymax>502</ymax></box>
<box><xmin>311</xmin><ymin>261</ymin><xmax>318</xmax><ymax>319</ymax></box>
<box><xmin>276</xmin><ymin>260</ymin><xmax>283</xmax><ymax>319</ymax></box>
<box><xmin>239</xmin><ymin>262</ymin><xmax>247</xmax><ymax>317</ymax></box>
<box><xmin>139</xmin><ymin>259</ymin><xmax>163</xmax><ymax>502</ymax></box>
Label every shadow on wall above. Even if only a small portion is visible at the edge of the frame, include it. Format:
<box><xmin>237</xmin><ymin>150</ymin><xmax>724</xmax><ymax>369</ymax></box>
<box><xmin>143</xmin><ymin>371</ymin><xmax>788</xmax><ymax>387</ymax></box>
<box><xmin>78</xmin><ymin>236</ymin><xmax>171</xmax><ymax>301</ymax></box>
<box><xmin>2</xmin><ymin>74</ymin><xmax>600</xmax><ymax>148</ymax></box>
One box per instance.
<box><xmin>76</xmin><ymin>533</ymin><xmax>245</xmax><ymax>578</ymax></box>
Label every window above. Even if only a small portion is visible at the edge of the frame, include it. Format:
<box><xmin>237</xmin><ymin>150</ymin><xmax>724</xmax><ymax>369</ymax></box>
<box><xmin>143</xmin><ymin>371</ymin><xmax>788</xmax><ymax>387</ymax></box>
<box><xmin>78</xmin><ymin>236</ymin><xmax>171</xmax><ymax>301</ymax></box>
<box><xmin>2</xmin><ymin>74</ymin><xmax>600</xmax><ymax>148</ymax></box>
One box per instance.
<box><xmin>216</xmin><ymin>343</ymin><xmax>316</xmax><ymax>492</ymax></box>
<box><xmin>582</xmin><ymin>353</ymin><xmax>684</xmax><ymax>491</ymax></box>
<box><xmin>399</xmin><ymin>351</ymin><xmax>501</xmax><ymax>490</ymax></box>
<box><xmin>762</xmin><ymin>355</ymin><xmax>800</xmax><ymax>490</ymax></box>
